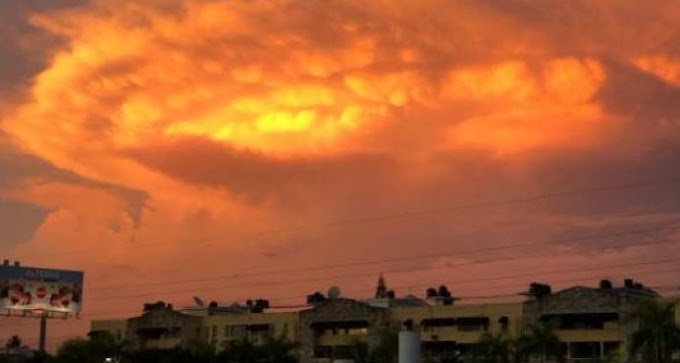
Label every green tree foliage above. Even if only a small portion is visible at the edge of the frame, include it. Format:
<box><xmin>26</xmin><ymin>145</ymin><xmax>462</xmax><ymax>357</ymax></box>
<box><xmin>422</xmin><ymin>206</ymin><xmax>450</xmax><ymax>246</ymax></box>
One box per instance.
<box><xmin>216</xmin><ymin>333</ymin><xmax>298</xmax><ymax>363</ymax></box>
<box><xmin>5</xmin><ymin>335</ymin><xmax>22</xmax><ymax>349</ymax></box>
<box><xmin>52</xmin><ymin>338</ymin><xmax>92</xmax><ymax>363</ymax></box>
<box><xmin>185</xmin><ymin>338</ymin><xmax>217</xmax><ymax>362</ymax></box>
<box><xmin>367</xmin><ymin>326</ymin><xmax>399</xmax><ymax>363</ymax></box>
<box><xmin>50</xmin><ymin>332</ymin><xmax>133</xmax><ymax>363</ymax></box>
<box><xmin>256</xmin><ymin>333</ymin><xmax>298</xmax><ymax>363</ymax></box>
<box><xmin>45</xmin><ymin>330</ymin><xmax>302</xmax><ymax>363</ymax></box>
<box><xmin>628</xmin><ymin>299</ymin><xmax>680</xmax><ymax>363</ymax></box>
<box><xmin>473</xmin><ymin>331</ymin><xmax>513</xmax><ymax>363</ymax></box>
<box><xmin>515</xmin><ymin>320</ymin><xmax>564</xmax><ymax>363</ymax></box>
<box><xmin>51</xmin><ymin>333</ymin><xmax>125</xmax><ymax>363</ymax></box>
<box><xmin>217</xmin><ymin>338</ymin><xmax>258</xmax><ymax>363</ymax></box>
<box><xmin>125</xmin><ymin>347</ymin><xmax>202</xmax><ymax>363</ymax></box>
<box><xmin>348</xmin><ymin>337</ymin><xmax>369</xmax><ymax>363</ymax></box>
<box><xmin>472</xmin><ymin>321</ymin><xmax>564</xmax><ymax>363</ymax></box>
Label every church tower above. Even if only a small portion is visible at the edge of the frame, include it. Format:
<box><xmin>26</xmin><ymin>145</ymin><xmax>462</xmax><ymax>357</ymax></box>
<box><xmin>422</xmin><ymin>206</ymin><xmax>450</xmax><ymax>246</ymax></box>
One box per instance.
<box><xmin>375</xmin><ymin>273</ymin><xmax>388</xmax><ymax>299</ymax></box>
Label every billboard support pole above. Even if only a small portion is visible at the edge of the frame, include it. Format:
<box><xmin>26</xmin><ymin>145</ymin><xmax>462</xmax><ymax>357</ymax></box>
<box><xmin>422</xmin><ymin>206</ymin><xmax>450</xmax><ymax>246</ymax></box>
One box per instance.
<box><xmin>39</xmin><ymin>312</ymin><xmax>47</xmax><ymax>353</ymax></box>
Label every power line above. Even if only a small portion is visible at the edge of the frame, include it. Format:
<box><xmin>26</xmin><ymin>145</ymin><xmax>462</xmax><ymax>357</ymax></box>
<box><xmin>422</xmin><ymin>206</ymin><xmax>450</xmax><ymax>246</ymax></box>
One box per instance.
<box><xmin>2</xmin><ymin>227</ymin><xmax>675</xmax><ymax>328</ymax></box>
<box><xmin>236</xmin><ymin>259</ymin><xmax>680</xmax><ymax>304</ymax></box>
<box><xmin>2</xmin><ymin>269</ymin><xmax>680</xmax><ymax>329</ymax></box>
<box><xmin>86</xmin><ymin>223</ymin><xmax>680</xmax><ymax>293</ymax></box>
<box><xmin>1</xmin><ymin>264</ymin><xmax>679</xmax><ymax>330</ymax></box>
<box><xmin>86</xmin><ymin>232</ymin><xmax>680</xmax><ymax>301</ymax></box>
<box><xmin>252</xmin><ymin>179</ymin><xmax>680</xmax><ymax>235</ymax></box>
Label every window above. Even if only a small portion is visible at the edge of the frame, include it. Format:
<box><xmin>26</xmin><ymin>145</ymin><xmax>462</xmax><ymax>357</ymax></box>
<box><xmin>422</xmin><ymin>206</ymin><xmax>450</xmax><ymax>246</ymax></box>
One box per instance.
<box><xmin>457</xmin><ymin>317</ymin><xmax>489</xmax><ymax>332</ymax></box>
<box><xmin>228</xmin><ymin>325</ymin><xmax>247</xmax><ymax>338</ymax></box>
<box><xmin>248</xmin><ymin>324</ymin><xmax>271</xmax><ymax>333</ymax></box>
<box><xmin>422</xmin><ymin>318</ymin><xmax>456</xmax><ymax>328</ymax></box>
<box><xmin>542</xmin><ymin>313</ymin><xmax>618</xmax><ymax>330</ymax></box>
<box><xmin>348</xmin><ymin>327</ymin><xmax>368</xmax><ymax>335</ymax></box>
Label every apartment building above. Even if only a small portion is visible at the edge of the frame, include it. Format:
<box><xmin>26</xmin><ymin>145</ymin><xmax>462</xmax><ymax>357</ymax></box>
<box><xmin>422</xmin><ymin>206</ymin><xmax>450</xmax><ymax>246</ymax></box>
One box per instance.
<box><xmin>89</xmin><ymin>277</ymin><xmax>676</xmax><ymax>362</ymax></box>
<box><xmin>522</xmin><ymin>279</ymin><xmax>659</xmax><ymax>361</ymax></box>
<box><xmin>391</xmin><ymin>302</ymin><xmax>524</xmax><ymax>360</ymax></box>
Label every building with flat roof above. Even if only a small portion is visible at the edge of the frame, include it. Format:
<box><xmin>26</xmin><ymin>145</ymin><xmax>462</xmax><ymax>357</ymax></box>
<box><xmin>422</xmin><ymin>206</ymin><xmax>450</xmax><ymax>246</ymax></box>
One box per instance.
<box><xmin>89</xmin><ymin>277</ymin><xmax>678</xmax><ymax>363</ymax></box>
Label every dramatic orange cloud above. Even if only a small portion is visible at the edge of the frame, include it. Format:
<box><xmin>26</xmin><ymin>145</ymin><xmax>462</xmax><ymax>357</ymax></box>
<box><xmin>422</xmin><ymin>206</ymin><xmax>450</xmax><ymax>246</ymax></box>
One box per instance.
<box><xmin>8</xmin><ymin>0</ymin><xmax>665</xmax><ymax>176</ymax></box>
<box><xmin>1</xmin><ymin>0</ymin><xmax>680</xmax><ymax>350</ymax></box>
<box><xmin>634</xmin><ymin>56</ymin><xmax>680</xmax><ymax>87</ymax></box>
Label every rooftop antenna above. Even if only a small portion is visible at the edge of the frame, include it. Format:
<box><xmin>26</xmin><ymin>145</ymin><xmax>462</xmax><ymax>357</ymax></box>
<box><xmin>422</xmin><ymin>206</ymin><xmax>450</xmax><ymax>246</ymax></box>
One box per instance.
<box><xmin>193</xmin><ymin>296</ymin><xmax>206</xmax><ymax>307</ymax></box>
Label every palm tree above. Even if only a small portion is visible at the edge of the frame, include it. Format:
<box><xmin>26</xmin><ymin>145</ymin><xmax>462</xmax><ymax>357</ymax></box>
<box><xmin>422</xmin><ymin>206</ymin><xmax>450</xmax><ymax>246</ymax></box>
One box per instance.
<box><xmin>216</xmin><ymin>333</ymin><xmax>298</xmax><ymax>363</ymax></box>
<box><xmin>218</xmin><ymin>337</ymin><xmax>259</xmax><ymax>363</ymax></box>
<box><xmin>474</xmin><ymin>331</ymin><xmax>513</xmax><ymax>363</ymax></box>
<box><xmin>516</xmin><ymin>320</ymin><xmax>564</xmax><ymax>363</ymax></box>
<box><xmin>4</xmin><ymin>335</ymin><xmax>22</xmax><ymax>358</ymax></box>
<box><xmin>186</xmin><ymin>337</ymin><xmax>218</xmax><ymax>361</ymax></box>
<box><xmin>54</xmin><ymin>338</ymin><xmax>92</xmax><ymax>363</ymax></box>
<box><xmin>258</xmin><ymin>333</ymin><xmax>299</xmax><ymax>363</ymax></box>
<box><xmin>348</xmin><ymin>337</ymin><xmax>369</xmax><ymax>363</ymax></box>
<box><xmin>5</xmin><ymin>335</ymin><xmax>21</xmax><ymax>350</ymax></box>
<box><xmin>628</xmin><ymin>299</ymin><xmax>680</xmax><ymax>363</ymax></box>
<box><xmin>368</xmin><ymin>326</ymin><xmax>399</xmax><ymax>363</ymax></box>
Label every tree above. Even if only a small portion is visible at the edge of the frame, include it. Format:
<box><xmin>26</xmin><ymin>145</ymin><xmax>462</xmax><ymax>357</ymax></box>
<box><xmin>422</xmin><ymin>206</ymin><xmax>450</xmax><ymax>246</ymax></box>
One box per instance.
<box><xmin>125</xmin><ymin>347</ymin><xmax>197</xmax><ymax>363</ymax></box>
<box><xmin>52</xmin><ymin>332</ymin><xmax>135</xmax><ymax>363</ymax></box>
<box><xmin>257</xmin><ymin>333</ymin><xmax>299</xmax><ymax>363</ymax></box>
<box><xmin>53</xmin><ymin>338</ymin><xmax>92</xmax><ymax>363</ymax></box>
<box><xmin>368</xmin><ymin>326</ymin><xmax>399</xmax><ymax>363</ymax></box>
<box><xmin>516</xmin><ymin>320</ymin><xmax>563</xmax><ymax>363</ymax></box>
<box><xmin>5</xmin><ymin>335</ymin><xmax>22</xmax><ymax>349</ymax></box>
<box><xmin>186</xmin><ymin>337</ymin><xmax>217</xmax><ymax>362</ymax></box>
<box><xmin>628</xmin><ymin>299</ymin><xmax>680</xmax><ymax>363</ymax></box>
<box><xmin>473</xmin><ymin>331</ymin><xmax>513</xmax><ymax>363</ymax></box>
<box><xmin>216</xmin><ymin>333</ymin><xmax>298</xmax><ymax>363</ymax></box>
<box><xmin>348</xmin><ymin>337</ymin><xmax>369</xmax><ymax>363</ymax></box>
<box><xmin>218</xmin><ymin>338</ymin><xmax>259</xmax><ymax>363</ymax></box>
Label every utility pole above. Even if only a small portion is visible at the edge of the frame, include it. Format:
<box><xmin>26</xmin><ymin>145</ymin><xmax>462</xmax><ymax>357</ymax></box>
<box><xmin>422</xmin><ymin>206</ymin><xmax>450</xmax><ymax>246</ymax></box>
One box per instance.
<box><xmin>39</xmin><ymin>312</ymin><xmax>47</xmax><ymax>353</ymax></box>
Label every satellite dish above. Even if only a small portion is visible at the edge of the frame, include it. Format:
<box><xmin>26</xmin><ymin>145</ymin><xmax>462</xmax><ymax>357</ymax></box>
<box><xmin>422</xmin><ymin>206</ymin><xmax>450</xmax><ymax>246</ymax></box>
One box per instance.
<box><xmin>193</xmin><ymin>296</ymin><xmax>205</xmax><ymax>307</ymax></box>
<box><xmin>328</xmin><ymin>286</ymin><xmax>341</xmax><ymax>299</ymax></box>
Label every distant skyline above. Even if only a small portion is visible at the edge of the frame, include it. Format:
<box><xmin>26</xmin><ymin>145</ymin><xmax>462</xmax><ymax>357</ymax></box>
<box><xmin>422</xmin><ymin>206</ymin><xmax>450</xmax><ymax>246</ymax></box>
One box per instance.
<box><xmin>1</xmin><ymin>0</ymin><xmax>680</xmax><ymax>350</ymax></box>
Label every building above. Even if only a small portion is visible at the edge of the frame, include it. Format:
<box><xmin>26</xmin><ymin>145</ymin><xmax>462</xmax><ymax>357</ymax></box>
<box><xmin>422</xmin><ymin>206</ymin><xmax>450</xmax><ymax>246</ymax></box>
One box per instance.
<box><xmin>521</xmin><ymin>279</ymin><xmax>659</xmax><ymax>361</ymax></box>
<box><xmin>89</xmin><ymin>277</ymin><xmax>678</xmax><ymax>362</ymax></box>
<box><xmin>392</xmin><ymin>301</ymin><xmax>524</xmax><ymax>360</ymax></box>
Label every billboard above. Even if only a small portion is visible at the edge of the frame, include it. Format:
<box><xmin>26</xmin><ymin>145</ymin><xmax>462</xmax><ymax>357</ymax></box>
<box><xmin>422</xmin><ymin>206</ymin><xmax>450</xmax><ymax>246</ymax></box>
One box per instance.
<box><xmin>0</xmin><ymin>264</ymin><xmax>84</xmax><ymax>317</ymax></box>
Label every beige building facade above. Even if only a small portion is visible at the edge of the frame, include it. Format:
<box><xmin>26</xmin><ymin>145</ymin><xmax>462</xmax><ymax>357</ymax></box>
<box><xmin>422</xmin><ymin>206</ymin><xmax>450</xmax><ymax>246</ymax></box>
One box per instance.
<box><xmin>90</xmin><ymin>279</ymin><xmax>677</xmax><ymax>362</ymax></box>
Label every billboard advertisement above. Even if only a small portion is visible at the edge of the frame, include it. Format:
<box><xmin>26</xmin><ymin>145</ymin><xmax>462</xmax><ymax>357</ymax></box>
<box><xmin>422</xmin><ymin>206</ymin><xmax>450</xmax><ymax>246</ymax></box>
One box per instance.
<box><xmin>0</xmin><ymin>264</ymin><xmax>84</xmax><ymax>316</ymax></box>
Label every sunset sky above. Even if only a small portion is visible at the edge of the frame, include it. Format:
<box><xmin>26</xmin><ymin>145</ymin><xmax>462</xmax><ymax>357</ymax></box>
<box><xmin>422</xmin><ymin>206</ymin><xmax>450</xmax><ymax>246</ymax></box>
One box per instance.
<box><xmin>2</xmin><ymin>0</ymin><xmax>680</xmax><ymax>349</ymax></box>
